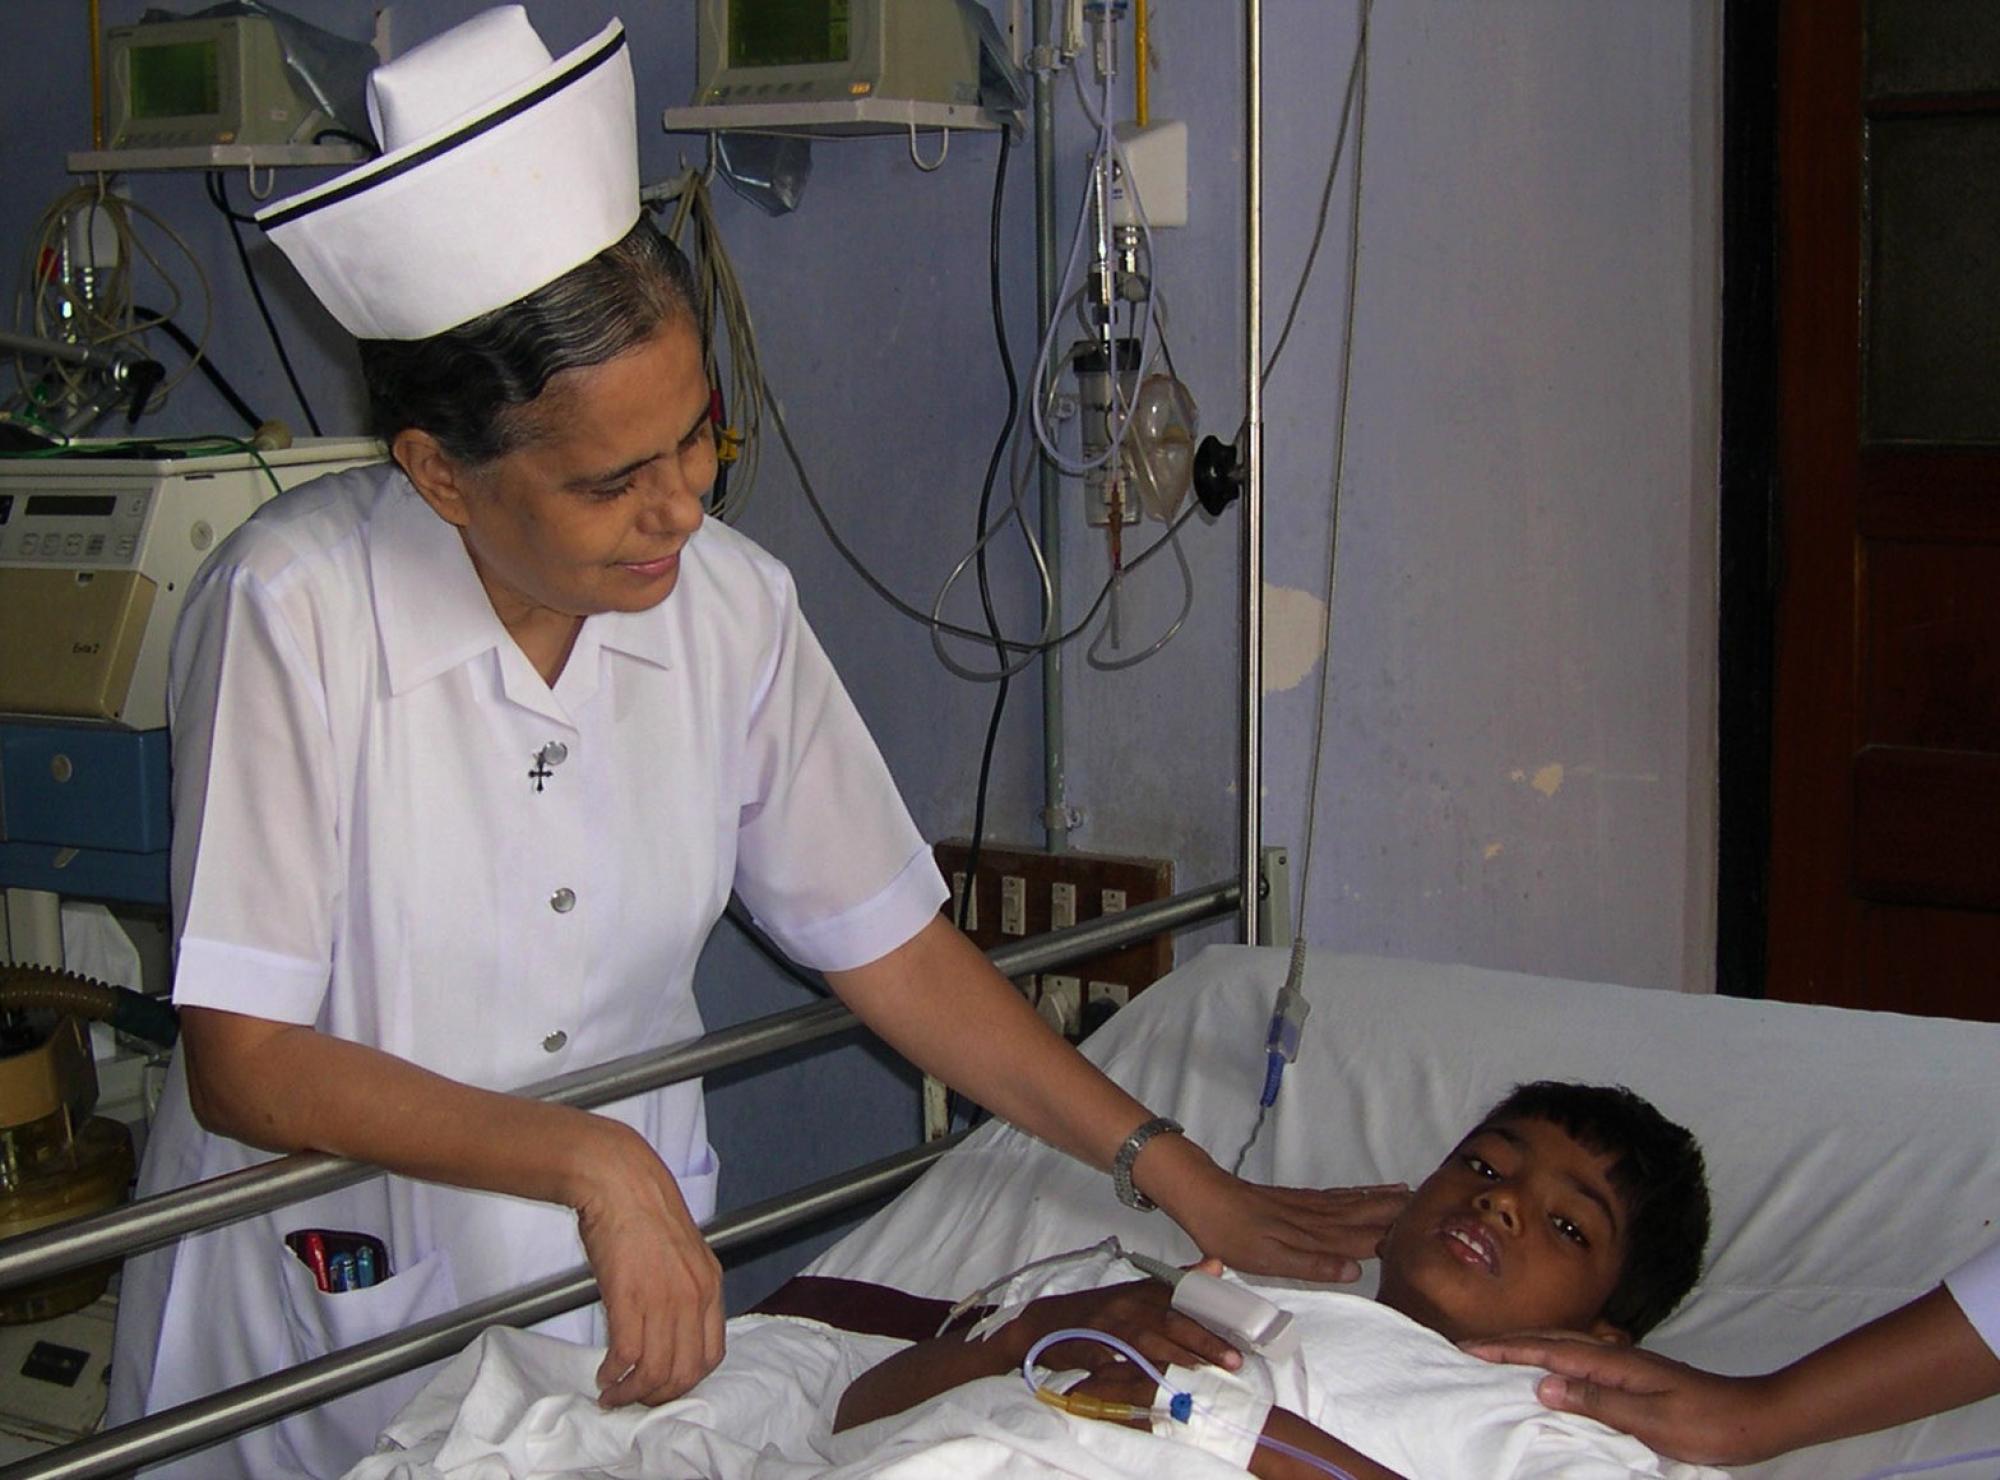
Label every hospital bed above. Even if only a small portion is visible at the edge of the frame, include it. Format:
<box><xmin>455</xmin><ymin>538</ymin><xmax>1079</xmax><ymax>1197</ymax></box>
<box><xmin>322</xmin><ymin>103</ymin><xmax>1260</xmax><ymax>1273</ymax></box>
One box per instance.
<box><xmin>345</xmin><ymin>944</ymin><xmax>2000</xmax><ymax>1479</ymax></box>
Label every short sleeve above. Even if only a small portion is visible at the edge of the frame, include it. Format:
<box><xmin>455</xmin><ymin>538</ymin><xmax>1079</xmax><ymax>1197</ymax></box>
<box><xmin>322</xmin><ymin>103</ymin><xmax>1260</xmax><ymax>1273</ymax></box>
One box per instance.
<box><xmin>167</xmin><ymin>559</ymin><xmax>341</xmax><ymax>1025</ymax></box>
<box><xmin>729</xmin><ymin>570</ymin><xmax>945</xmax><ymax>973</ymax></box>
<box><xmin>1944</xmin><ymin>1239</ymin><xmax>2000</xmax><ymax>1357</ymax></box>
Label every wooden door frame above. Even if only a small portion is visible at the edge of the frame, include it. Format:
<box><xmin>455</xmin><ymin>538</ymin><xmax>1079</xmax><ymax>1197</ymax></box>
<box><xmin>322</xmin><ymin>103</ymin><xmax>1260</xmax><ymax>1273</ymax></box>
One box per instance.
<box><xmin>1763</xmin><ymin>0</ymin><xmax>1867</xmax><ymax>1004</ymax></box>
<box><xmin>1716</xmin><ymin>0</ymin><xmax>1781</xmax><ymax>998</ymax></box>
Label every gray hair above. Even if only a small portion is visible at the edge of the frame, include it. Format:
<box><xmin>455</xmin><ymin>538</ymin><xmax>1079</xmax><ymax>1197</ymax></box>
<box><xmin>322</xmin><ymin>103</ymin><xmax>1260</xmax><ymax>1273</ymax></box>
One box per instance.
<box><xmin>358</xmin><ymin>215</ymin><xmax>699</xmax><ymax>465</ymax></box>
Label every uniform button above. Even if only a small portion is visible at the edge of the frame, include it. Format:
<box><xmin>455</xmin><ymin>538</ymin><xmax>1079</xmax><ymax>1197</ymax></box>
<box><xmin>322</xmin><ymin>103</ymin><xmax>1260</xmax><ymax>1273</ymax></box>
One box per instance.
<box><xmin>542</xmin><ymin>1030</ymin><xmax>568</xmax><ymax>1053</ymax></box>
<box><xmin>540</xmin><ymin>741</ymin><xmax>569</xmax><ymax>766</ymax></box>
<box><xmin>550</xmin><ymin>887</ymin><xmax>577</xmax><ymax>913</ymax></box>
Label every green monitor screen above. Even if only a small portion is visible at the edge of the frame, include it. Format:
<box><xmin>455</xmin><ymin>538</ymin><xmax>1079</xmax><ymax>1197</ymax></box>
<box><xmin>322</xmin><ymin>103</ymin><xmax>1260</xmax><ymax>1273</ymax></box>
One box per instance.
<box><xmin>728</xmin><ymin>0</ymin><xmax>852</xmax><ymax>69</ymax></box>
<box><xmin>130</xmin><ymin>40</ymin><xmax>221</xmax><ymax>119</ymax></box>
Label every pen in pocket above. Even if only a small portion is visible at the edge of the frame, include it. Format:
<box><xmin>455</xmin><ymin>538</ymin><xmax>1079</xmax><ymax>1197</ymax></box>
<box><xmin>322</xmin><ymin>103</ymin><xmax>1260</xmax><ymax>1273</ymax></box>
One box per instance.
<box><xmin>285</xmin><ymin>1229</ymin><xmax>391</xmax><ymax>1293</ymax></box>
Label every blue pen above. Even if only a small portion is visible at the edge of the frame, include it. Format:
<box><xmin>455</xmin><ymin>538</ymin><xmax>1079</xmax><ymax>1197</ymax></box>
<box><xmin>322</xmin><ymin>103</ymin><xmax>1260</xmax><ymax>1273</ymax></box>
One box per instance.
<box><xmin>328</xmin><ymin>1252</ymin><xmax>355</xmax><ymax>1293</ymax></box>
<box><xmin>354</xmin><ymin>1246</ymin><xmax>376</xmax><ymax>1289</ymax></box>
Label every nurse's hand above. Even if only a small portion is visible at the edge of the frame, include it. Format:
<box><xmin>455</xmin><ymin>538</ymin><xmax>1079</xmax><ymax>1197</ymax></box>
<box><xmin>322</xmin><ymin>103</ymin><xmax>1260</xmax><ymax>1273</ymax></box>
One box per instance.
<box><xmin>1175</xmin><ymin>1173</ymin><xmax>1409</xmax><ymax>1285</ymax></box>
<box><xmin>571</xmin><ymin>1120</ymin><xmax>725</xmax><ymax>1407</ymax></box>
<box><xmin>1459</xmin><ymin>1337</ymin><xmax>1774</xmax><ymax>1465</ymax></box>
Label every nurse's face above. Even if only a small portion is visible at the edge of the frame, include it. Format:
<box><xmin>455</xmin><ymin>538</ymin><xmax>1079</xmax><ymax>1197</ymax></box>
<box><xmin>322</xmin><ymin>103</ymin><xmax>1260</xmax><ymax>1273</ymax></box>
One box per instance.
<box><xmin>411</xmin><ymin>318</ymin><xmax>717</xmax><ymax>646</ymax></box>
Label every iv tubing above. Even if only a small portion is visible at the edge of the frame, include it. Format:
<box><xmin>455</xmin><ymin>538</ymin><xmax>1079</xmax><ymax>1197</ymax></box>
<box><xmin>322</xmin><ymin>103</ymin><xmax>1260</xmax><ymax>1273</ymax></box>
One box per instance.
<box><xmin>1020</xmin><ymin>1328</ymin><xmax>1358</xmax><ymax>1480</ymax></box>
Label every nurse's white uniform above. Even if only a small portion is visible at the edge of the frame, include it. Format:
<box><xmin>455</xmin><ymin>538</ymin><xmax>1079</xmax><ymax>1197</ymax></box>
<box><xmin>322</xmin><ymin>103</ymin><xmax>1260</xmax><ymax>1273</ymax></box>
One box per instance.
<box><xmin>1946</xmin><ymin>1239</ymin><xmax>2000</xmax><ymax>1357</ymax></box>
<box><xmin>107</xmin><ymin>462</ymin><xmax>946</xmax><ymax>1478</ymax></box>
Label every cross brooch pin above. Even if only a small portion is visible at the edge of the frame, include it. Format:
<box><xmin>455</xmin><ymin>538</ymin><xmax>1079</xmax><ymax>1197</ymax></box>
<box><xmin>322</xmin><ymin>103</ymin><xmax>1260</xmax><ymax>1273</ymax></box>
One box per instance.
<box><xmin>528</xmin><ymin>741</ymin><xmax>568</xmax><ymax>793</ymax></box>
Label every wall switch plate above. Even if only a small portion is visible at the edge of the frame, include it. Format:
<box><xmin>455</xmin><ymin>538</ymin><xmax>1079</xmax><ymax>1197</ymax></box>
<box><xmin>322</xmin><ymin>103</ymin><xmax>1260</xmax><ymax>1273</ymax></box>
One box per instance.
<box><xmin>933</xmin><ymin>842</ymin><xmax>1173</xmax><ymax>1005</ymax></box>
<box><xmin>1088</xmin><ymin>980</ymin><xmax>1130</xmax><ymax>1010</ymax></box>
<box><xmin>921</xmin><ymin>1074</ymin><xmax>950</xmax><ymax>1141</ymax></box>
<box><xmin>1000</xmin><ymin>875</ymin><xmax>1027</xmax><ymax>936</ymax></box>
<box><xmin>1050</xmin><ymin>880</ymin><xmax>1077</xmax><ymax>930</ymax></box>
<box><xmin>1258</xmin><ymin>845</ymin><xmax>1292</xmax><ymax>947</ymax></box>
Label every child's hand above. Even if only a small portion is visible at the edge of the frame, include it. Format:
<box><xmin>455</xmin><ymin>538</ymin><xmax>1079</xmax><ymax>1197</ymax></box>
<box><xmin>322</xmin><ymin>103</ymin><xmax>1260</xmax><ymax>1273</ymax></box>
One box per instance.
<box><xmin>1015</xmin><ymin>1258</ymin><xmax>1243</xmax><ymax>1374</ymax></box>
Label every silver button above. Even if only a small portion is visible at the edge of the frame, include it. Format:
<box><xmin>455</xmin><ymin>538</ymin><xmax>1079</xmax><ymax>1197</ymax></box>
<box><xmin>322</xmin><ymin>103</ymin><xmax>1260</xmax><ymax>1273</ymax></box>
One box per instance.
<box><xmin>539</xmin><ymin>741</ymin><xmax>569</xmax><ymax>766</ymax></box>
<box><xmin>550</xmin><ymin>887</ymin><xmax>577</xmax><ymax>913</ymax></box>
<box><xmin>542</xmin><ymin>1030</ymin><xmax>568</xmax><ymax>1053</ymax></box>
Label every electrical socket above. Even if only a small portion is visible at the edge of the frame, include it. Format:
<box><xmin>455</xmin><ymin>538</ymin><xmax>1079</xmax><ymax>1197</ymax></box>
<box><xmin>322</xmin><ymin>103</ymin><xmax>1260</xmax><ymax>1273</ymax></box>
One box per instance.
<box><xmin>1101</xmin><ymin>887</ymin><xmax>1128</xmax><ymax>914</ymax></box>
<box><xmin>1000</xmin><ymin>875</ymin><xmax>1027</xmax><ymax>936</ymax></box>
<box><xmin>950</xmin><ymin>871</ymin><xmax>978</xmax><ymax>932</ymax></box>
<box><xmin>1041</xmin><ymin>974</ymin><xmax>1082</xmax><ymax>1037</ymax></box>
<box><xmin>1088</xmin><ymin>980</ymin><xmax>1130</xmax><ymax>1011</ymax></box>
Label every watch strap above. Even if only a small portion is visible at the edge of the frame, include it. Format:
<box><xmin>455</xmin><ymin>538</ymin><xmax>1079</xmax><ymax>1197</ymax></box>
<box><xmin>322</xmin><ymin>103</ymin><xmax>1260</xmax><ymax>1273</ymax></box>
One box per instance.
<box><xmin>1112</xmin><ymin>1114</ymin><xmax>1184</xmax><ymax>1211</ymax></box>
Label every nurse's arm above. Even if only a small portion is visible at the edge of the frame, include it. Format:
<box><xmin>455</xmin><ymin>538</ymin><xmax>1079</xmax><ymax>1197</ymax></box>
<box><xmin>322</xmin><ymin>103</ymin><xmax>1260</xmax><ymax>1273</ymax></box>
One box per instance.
<box><xmin>822</xmin><ymin>916</ymin><xmax>1407</xmax><ymax>1282</ymax></box>
<box><xmin>1464</xmin><ymin>1284</ymin><xmax>2000</xmax><ymax>1465</ymax></box>
<box><xmin>178</xmin><ymin>1005</ymin><xmax>724</xmax><ymax>1407</ymax></box>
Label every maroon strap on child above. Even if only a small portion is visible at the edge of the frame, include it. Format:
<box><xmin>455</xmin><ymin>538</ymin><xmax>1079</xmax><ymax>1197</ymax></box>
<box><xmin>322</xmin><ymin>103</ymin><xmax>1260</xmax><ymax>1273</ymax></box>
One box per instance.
<box><xmin>748</xmin><ymin>1276</ymin><xmax>995</xmax><ymax>1343</ymax></box>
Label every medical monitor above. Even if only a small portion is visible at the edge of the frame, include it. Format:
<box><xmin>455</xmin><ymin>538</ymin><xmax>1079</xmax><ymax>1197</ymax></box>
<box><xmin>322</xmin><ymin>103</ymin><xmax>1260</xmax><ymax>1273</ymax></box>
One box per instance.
<box><xmin>692</xmin><ymin>0</ymin><xmax>984</xmax><ymax>109</ymax></box>
<box><xmin>104</xmin><ymin>16</ymin><xmax>330</xmax><ymax>151</ymax></box>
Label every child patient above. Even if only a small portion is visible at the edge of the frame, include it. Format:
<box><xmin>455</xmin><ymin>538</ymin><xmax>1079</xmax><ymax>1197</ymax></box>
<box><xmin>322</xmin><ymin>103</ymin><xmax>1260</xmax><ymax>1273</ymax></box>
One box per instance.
<box><xmin>834</xmin><ymin>1081</ymin><xmax>1718</xmax><ymax>1479</ymax></box>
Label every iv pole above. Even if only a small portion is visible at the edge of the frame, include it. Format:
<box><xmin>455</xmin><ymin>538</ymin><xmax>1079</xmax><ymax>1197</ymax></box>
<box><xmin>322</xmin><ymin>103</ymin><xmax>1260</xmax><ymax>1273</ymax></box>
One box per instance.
<box><xmin>1239</xmin><ymin>2</ymin><xmax>1265</xmax><ymax>943</ymax></box>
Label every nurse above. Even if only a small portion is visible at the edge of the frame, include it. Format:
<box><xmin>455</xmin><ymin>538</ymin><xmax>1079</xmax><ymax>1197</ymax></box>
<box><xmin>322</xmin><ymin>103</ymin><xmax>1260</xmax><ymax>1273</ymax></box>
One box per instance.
<box><xmin>106</xmin><ymin>10</ymin><xmax>1406</xmax><ymax>1478</ymax></box>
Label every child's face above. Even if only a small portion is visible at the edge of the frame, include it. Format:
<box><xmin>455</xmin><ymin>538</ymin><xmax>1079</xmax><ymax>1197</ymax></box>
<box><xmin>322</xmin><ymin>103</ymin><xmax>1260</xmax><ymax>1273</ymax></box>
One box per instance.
<box><xmin>1373</xmin><ymin>1116</ymin><xmax>1631</xmax><ymax>1345</ymax></box>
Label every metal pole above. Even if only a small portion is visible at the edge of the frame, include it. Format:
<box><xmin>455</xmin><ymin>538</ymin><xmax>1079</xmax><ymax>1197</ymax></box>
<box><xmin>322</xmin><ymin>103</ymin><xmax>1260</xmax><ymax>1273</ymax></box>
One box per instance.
<box><xmin>0</xmin><ymin>883</ymin><xmax>1239</xmax><ymax>1291</ymax></box>
<box><xmin>0</xmin><ymin>328</ymin><xmax>127</xmax><ymax>372</ymax></box>
<box><xmin>1240</xmin><ymin>1</ymin><xmax>1266</xmax><ymax>943</ymax></box>
<box><xmin>0</xmin><ymin>1139</ymin><xmax>963</xmax><ymax>1480</ymax></box>
<box><xmin>1034</xmin><ymin>0</ymin><xmax>1071</xmax><ymax>853</ymax></box>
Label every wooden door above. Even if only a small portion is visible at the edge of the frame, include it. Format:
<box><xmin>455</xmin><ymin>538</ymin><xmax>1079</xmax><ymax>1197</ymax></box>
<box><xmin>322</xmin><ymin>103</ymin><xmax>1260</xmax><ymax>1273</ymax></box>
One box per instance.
<box><xmin>1767</xmin><ymin>0</ymin><xmax>2000</xmax><ymax>1019</ymax></box>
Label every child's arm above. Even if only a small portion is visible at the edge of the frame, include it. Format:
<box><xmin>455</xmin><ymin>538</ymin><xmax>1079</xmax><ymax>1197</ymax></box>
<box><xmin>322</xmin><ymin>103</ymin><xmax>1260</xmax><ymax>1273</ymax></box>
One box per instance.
<box><xmin>1465</xmin><ymin>1283</ymin><xmax>2000</xmax><ymax>1465</ymax></box>
<box><xmin>832</xmin><ymin>1273</ymin><xmax>1241</xmax><ymax>1432</ymax></box>
<box><xmin>1255</xmin><ymin>1406</ymin><xmax>1411</xmax><ymax>1480</ymax></box>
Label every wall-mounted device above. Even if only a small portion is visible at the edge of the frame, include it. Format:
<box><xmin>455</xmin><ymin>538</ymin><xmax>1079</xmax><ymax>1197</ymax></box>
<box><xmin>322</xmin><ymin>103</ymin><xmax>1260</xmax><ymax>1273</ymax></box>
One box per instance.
<box><xmin>696</xmin><ymin>0</ymin><xmax>979</xmax><ymax>109</ymax></box>
<box><xmin>104</xmin><ymin>15</ymin><xmax>332</xmax><ymax>151</ymax></box>
<box><xmin>0</xmin><ymin>439</ymin><xmax>381</xmax><ymax>730</ymax></box>
<box><xmin>668</xmin><ymin>0</ymin><xmax>1023</xmax><ymax>136</ymax></box>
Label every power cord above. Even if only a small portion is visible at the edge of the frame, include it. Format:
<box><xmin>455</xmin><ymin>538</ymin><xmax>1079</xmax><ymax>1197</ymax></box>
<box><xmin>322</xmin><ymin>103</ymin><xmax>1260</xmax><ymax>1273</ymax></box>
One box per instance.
<box><xmin>653</xmin><ymin>161</ymin><xmax>766</xmax><ymax>522</ymax></box>
<box><xmin>206</xmin><ymin>172</ymin><xmax>322</xmax><ymax>436</ymax></box>
<box><xmin>721</xmin><ymin>897</ymin><xmax>830</xmax><ymax>998</ymax></box>
<box><xmin>130</xmin><ymin>304</ymin><xmax>263</xmax><ymax>433</ymax></box>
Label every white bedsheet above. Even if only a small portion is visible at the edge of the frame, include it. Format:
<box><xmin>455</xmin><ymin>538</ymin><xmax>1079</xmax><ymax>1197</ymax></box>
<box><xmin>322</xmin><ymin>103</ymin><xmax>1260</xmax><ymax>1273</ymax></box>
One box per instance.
<box><xmin>346</xmin><ymin>1265</ymin><xmax>1721</xmax><ymax>1480</ymax></box>
<box><xmin>356</xmin><ymin>947</ymin><xmax>2000</xmax><ymax>1479</ymax></box>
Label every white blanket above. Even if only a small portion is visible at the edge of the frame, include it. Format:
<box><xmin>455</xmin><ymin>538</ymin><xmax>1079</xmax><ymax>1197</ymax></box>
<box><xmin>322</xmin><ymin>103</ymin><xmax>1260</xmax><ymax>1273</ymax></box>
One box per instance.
<box><xmin>348</xmin><ymin>1250</ymin><xmax>1723</xmax><ymax>1479</ymax></box>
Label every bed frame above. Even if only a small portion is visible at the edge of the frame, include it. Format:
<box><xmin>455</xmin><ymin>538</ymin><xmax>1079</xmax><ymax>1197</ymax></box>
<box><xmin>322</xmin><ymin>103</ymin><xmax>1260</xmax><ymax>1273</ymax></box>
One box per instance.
<box><xmin>0</xmin><ymin>885</ymin><xmax>1237</xmax><ymax>1479</ymax></box>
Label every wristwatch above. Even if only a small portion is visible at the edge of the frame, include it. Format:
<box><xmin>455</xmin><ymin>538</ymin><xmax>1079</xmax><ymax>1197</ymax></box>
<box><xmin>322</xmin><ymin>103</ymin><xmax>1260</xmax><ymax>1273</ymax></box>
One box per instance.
<box><xmin>1112</xmin><ymin>1115</ymin><xmax>1184</xmax><ymax>1211</ymax></box>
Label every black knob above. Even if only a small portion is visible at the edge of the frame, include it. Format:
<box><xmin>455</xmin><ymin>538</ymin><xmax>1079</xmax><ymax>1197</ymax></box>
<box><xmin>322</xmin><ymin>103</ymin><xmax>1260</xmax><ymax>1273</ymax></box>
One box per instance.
<box><xmin>1193</xmin><ymin>433</ymin><xmax>1246</xmax><ymax>516</ymax></box>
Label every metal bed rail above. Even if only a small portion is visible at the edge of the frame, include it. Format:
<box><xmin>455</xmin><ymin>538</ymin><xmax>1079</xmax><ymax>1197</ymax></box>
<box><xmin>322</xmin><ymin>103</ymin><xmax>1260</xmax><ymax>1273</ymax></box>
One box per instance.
<box><xmin>0</xmin><ymin>878</ymin><xmax>1236</xmax><ymax>1294</ymax></box>
<box><xmin>0</xmin><ymin>880</ymin><xmax>1238</xmax><ymax>1477</ymax></box>
<box><xmin>0</xmin><ymin>1137</ymin><xmax>965</xmax><ymax>1480</ymax></box>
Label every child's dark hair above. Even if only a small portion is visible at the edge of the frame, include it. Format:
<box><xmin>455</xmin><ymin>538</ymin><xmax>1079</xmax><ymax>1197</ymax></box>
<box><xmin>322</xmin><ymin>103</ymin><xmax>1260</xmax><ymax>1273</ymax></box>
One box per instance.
<box><xmin>1481</xmin><ymin>1081</ymin><xmax>1710</xmax><ymax>1339</ymax></box>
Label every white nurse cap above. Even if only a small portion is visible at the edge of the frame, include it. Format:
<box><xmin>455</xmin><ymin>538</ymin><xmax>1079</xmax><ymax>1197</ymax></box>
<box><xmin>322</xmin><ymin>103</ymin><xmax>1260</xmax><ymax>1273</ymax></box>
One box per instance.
<box><xmin>256</xmin><ymin>6</ymin><xmax>639</xmax><ymax>341</ymax></box>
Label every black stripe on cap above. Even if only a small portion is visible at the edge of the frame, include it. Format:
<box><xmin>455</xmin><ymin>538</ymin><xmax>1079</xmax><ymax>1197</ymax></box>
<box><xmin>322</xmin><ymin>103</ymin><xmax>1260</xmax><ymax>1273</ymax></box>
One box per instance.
<box><xmin>258</xmin><ymin>26</ymin><xmax>628</xmax><ymax>232</ymax></box>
